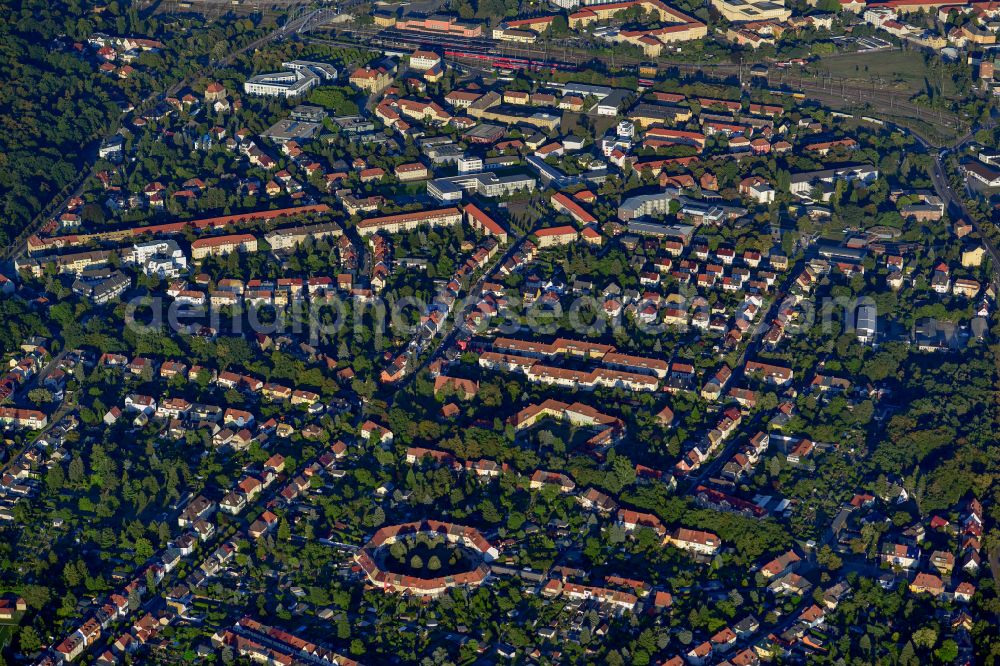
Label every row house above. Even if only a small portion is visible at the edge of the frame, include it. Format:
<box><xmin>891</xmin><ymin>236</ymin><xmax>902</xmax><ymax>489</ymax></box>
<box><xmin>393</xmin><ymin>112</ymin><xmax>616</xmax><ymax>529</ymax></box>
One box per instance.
<box><xmin>160</xmin><ymin>360</ymin><xmax>188</xmax><ymax>379</ymax></box>
<box><xmin>542</xmin><ymin>580</ymin><xmax>638</xmax><ymax>612</ymax></box>
<box><xmin>465</xmin><ymin>458</ymin><xmax>507</xmax><ymax>479</ymax></box>
<box><xmin>721</xmin><ymin>431</ymin><xmax>770</xmax><ymax>481</ymax></box>
<box><xmin>786</xmin><ymin>437</ymin><xmax>814</xmax><ymax>464</ymax></box>
<box><xmin>155</xmin><ymin>397</ymin><xmax>192</xmax><ymax>420</ymax></box>
<box><xmin>617</xmin><ymin>509</ymin><xmax>666</xmax><ymax>537</ymax></box>
<box><xmin>710</xmin><ymin>406</ymin><xmax>743</xmax><ymax>444</ymax></box>
<box><xmin>701</xmin><ymin>365</ymin><xmax>732</xmax><ymax>401</ymax></box>
<box><xmin>745</xmin><ymin>360</ymin><xmax>794</xmax><ymax>386</ymax></box>
<box><xmin>177</xmin><ymin>495</ymin><xmax>217</xmax><ymax>528</ymax></box>
<box><xmin>694</xmin><ymin>484</ymin><xmax>768</xmax><ymax>518</ymax></box>
<box><xmin>529</xmin><ymin>470</ymin><xmax>576</xmax><ymax>493</ymax></box>
<box><xmin>577</xmin><ymin>487</ymin><xmax>619</xmax><ymax>514</ymax></box>
<box><xmin>728</xmin><ymin>386</ymin><xmax>758</xmax><ymax>410</ymax></box>
<box><xmin>665</xmin><ymin>528</ymin><xmax>722</xmax><ymax>556</ymax></box>
<box><xmin>761</xmin><ymin>549</ymin><xmax>802</xmax><ymax>578</ymax></box>
<box><xmin>0</xmin><ymin>407</ymin><xmax>48</xmax><ymax>430</ymax></box>
<box><xmin>881</xmin><ymin>542</ymin><xmax>920</xmax><ymax>569</ymax></box>
<box><xmin>406</xmin><ymin>446</ymin><xmax>460</xmax><ymax>469</ymax></box>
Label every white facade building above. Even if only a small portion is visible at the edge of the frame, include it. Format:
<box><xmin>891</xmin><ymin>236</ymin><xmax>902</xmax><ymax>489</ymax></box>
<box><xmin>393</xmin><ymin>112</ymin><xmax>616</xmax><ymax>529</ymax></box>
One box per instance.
<box><xmin>126</xmin><ymin>239</ymin><xmax>188</xmax><ymax>278</ymax></box>
<box><xmin>457</xmin><ymin>155</ymin><xmax>484</xmax><ymax>173</ymax></box>
<box><xmin>856</xmin><ymin>303</ymin><xmax>877</xmax><ymax>345</ymax></box>
<box><xmin>243</xmin><ymin>61</ymin><xmax>337</xmax><ymax>98</ymax></box>
<box><xmin>617</xmin><ymin>190</ymin><xmax>678</xmax><ymax>221</ymax></box>
<box><xmin>427</xmin><ymin>172</ymin><xmax>536</xmax><ymax>202</ymax></box>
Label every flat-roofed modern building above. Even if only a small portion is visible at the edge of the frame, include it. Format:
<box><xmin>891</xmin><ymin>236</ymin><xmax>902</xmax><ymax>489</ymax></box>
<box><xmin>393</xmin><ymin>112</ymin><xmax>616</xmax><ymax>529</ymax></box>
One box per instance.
<box><xmin>626</xmin><ymin>221</ymin><xmax>695</xmax><ymax>241</ymax></box>
<box><xmin>856</xmin><ymin>303</ymin><xmax>877</xmax><ymax>345</ymax></box>
<box><xmin>711</xmin><ymin>0</ymin><xmax>791</xmax><ymax>21</ymax></box>
<box><xmin>790</xmin><ymin>164</ymin><xmax>879</xmax><ymax>201</ymax></box>
<box><xmin>618</xmin><ymin>190</ymin><xmax>678</xmax><ymax>221</ymax></box>
<box><xmin>243</xmin><ymin>60</ymin><xmax>337</xmax><ymax>98</ymax></box>
<box><xmin>428</xmin><ymin>172</ymin><xmax>536</xmax><ymax>202</ymax></box>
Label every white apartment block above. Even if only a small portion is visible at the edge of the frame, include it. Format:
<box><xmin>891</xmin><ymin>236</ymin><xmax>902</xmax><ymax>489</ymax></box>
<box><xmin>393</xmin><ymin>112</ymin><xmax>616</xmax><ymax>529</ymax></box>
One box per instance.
<box><xmin>126</xmin><ymin>239</ymin><xmax>188</xmax><ymax>278</ymax></box>
<box><xmin>617</xmin><ymin>190</ymin><xmax>677</xmax><ymax>221</ymax></box>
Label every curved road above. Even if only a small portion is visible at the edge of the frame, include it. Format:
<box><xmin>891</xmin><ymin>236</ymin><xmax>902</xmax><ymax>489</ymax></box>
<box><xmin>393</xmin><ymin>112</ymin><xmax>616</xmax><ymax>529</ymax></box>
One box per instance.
<box><xmin>905</xmin><ymin>123</ymin><xmax>1000</xmax><ymax>289</ymax></box>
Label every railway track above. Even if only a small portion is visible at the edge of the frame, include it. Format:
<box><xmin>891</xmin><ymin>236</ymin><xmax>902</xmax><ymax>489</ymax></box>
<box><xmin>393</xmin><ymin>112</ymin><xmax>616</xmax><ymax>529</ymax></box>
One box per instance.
<box><xmin>313</xmin><ymin>28</ymin><xmax>965</xmax><ymax>139</ymax></box>
<box><xmin>318</xmin><ymin>27</ymin><xmax>582</xmax><ymax>70</ymax></box>
<box><xmin>769</xmin><ymin>71</ymin><xmax>962</xmax><ymax>131</ymax></box>
<box><xmin>319</xmin><ymin>25</ymin><xmax>742</xmax><ymax>72</ymax></box>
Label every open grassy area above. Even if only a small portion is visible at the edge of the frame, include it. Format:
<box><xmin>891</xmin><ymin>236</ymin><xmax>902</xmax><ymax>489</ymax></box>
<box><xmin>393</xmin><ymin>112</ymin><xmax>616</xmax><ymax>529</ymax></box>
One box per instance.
<box><xmin>382</xmin><ymin>539</ymin><xmax>477</xmax><ymax>577</ymax></box>
<box><xmin>769</xmin><ymin>66</ymin><xmax>965</xmax><ymax>146</ymax></box>
<box><xmin>809</xmin><ymin>50</ymin><xmax>958</xmax><ymax>98</ymax></box>
<box><xmin>877</xmin><ymin>111</ymin><xmax>963</xmax><ymax>146</ymax></box>
<box><xmin>0</xmin><ymin>624</ymin><xmax>15</xmax><ymax>651</ymax></box>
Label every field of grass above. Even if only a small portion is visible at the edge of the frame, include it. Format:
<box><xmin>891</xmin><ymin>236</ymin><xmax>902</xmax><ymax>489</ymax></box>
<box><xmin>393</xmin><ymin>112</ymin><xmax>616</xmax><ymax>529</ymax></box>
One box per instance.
<box><xmin>809</xmin><ymin>50</ymin><xmax>958</xmax><ymax>98</ymax></box>
<box><xmin>879</xmin><ymin>111</ymin><xmax>962</xmax><ymax>146</ymax></box>
<box><xmin>770</xmin><ymin>55</ymin><xmax>966</xmax><ymax>146</ymax></box>
<box><xmin>0</xmin><ymin>624</ymin><xmax>15</xmax><ymax>651</ymax></box>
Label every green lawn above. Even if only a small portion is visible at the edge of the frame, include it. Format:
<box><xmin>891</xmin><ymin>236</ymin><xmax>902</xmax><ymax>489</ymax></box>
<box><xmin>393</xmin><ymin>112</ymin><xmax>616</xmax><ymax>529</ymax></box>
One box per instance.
<box><xmin>809</xmin><ymin>50</ymin><xmax>958</xmax><ymax>98</ymax></box>
<box><xmin>877</xmin><ymin>111</ymin><xmax>961</xmax><ymax>146</ymax></box>
<box><xmin>0</xmin><ymin>624</ymin><xmax>15</xmax><ymax>650</ymax></box>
